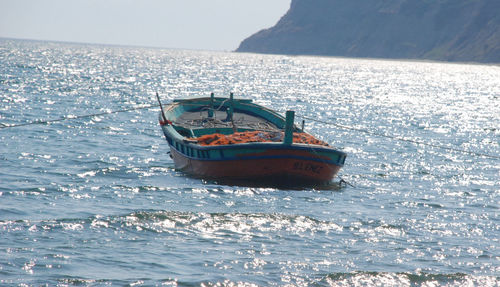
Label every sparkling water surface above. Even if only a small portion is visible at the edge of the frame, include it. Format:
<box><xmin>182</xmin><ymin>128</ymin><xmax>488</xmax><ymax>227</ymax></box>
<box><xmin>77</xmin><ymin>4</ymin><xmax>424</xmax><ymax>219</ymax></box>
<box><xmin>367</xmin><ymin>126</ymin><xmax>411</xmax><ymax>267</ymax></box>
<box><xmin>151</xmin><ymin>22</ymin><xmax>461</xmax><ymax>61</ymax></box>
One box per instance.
<box><xmin>1</xmin><ymin>39</ymin><xmax>499</xmax><ymax>286</ymax></box>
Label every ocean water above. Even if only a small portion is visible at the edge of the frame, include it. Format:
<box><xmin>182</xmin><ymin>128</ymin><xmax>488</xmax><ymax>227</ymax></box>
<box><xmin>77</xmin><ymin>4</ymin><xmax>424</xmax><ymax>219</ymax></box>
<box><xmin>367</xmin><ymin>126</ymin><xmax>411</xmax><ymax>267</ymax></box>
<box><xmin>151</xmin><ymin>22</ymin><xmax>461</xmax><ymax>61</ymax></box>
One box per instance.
<box><xmin>0</xmin><ymin>38</ymin><xmax>499</xmax><ymax>286</ymax></box>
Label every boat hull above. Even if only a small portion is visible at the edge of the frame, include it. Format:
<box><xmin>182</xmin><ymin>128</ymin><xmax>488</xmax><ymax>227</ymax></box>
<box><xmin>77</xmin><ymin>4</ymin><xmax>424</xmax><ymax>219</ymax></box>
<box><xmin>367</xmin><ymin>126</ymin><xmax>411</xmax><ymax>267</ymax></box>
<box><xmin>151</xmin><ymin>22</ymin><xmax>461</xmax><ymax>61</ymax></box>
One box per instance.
<box><xmin>168</xmin><ymin>143</ymin><xmax>344</xmax><ymax>186</ymax></box>
<box><xmin>157</xmin><ymin>96</ymin><xmax>347</xmax><ymax>186</ymax></box>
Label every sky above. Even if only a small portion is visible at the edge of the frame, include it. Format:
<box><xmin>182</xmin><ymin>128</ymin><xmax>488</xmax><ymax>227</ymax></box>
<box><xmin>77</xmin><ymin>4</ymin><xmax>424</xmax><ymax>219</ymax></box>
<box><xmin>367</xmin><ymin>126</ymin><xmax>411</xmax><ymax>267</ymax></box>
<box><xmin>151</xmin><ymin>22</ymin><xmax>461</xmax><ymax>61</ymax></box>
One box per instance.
<box><xmin>0</xmin><ymin>0</ymin><xmax>291</xmax><ymax>51</ymax></box>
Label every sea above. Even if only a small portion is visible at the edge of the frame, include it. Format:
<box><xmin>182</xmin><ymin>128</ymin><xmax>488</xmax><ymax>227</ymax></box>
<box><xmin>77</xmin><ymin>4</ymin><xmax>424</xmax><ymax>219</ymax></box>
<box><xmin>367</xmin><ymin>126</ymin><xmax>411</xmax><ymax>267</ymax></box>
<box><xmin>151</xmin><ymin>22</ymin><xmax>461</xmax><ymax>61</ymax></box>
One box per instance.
<box><xmin>0</xmin><ymin>38</ymin><xmax>499</xmax><ymax>286</ymax></box>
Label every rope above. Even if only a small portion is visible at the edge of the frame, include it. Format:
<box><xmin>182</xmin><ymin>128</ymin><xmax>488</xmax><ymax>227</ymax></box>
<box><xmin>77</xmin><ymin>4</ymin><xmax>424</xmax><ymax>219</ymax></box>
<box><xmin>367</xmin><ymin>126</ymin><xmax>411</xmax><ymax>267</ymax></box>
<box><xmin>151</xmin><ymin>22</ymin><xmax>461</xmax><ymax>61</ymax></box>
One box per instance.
<box><xmin>0</xmin><ymin>104</ymin><xmax>160</xmax><ymax>129</ymax></box>
<box><xmin>298</xmin><ymin>115</ymin><xmax>499</xmax><ymax>160</ymax></box>
<box><xmin>1</xmin><ymin>101</ymin><xmax>496</xmax><ymax>160</ymax></box>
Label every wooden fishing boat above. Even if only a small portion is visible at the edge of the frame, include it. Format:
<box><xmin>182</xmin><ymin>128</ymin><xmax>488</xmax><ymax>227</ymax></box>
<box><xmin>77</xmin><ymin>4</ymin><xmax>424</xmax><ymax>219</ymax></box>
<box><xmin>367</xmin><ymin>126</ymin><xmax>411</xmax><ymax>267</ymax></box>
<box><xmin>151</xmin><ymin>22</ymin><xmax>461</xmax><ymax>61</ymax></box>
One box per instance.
<box><xmin>157</xmin><ymin>93</ymin><xmax>347</xmax><ymax>186</ymax></box>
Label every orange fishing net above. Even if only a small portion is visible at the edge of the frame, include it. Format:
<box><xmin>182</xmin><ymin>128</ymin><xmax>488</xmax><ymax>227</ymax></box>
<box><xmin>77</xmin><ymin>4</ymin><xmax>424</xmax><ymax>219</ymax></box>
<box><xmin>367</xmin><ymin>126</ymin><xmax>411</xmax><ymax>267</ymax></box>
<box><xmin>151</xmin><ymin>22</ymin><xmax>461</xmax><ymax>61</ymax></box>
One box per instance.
<box><xmin>195</xmin><ymin>131</ymin><xmax>329</xmax><ymax>146</ymax></box>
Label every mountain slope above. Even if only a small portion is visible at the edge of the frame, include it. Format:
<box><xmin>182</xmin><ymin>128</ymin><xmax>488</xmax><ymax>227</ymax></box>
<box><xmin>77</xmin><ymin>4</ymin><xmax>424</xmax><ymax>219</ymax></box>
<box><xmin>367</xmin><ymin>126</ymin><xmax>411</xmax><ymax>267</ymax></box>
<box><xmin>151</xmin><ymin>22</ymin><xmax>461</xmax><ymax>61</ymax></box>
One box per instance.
<box><xmin>236</xmin><ymin>0</ymin><xmax>500</xmax><ymax>63</ymax></box>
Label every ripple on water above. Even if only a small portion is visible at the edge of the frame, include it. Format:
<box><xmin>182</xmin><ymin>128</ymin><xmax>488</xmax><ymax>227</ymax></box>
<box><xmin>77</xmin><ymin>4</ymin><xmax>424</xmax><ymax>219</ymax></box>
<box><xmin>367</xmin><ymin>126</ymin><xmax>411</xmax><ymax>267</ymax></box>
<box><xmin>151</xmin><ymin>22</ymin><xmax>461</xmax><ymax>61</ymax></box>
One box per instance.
<box><xmin>0</xmin><ymin>39</ymin><xmax>499</xmax><ymax>285</ymax></box>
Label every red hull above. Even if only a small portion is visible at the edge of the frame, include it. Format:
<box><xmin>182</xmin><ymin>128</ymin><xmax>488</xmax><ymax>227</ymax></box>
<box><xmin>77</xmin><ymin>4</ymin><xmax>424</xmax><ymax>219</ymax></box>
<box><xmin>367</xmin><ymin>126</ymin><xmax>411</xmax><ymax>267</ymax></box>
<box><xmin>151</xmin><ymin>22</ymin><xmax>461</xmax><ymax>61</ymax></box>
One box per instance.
<box><xmin>170</xmin><ymin>148</ymin><xmax>341</xmax><ymax>184</ymax></box>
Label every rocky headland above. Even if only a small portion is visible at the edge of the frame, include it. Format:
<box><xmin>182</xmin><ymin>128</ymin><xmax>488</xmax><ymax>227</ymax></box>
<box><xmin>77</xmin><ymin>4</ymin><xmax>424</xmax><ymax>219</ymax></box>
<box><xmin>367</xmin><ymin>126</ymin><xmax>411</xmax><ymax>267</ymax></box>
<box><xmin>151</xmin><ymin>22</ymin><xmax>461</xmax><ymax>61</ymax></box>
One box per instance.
<box><xmin>237</xmin><ymin>0</ymin><xmax>500</xmax><ymax>63</ymax></box>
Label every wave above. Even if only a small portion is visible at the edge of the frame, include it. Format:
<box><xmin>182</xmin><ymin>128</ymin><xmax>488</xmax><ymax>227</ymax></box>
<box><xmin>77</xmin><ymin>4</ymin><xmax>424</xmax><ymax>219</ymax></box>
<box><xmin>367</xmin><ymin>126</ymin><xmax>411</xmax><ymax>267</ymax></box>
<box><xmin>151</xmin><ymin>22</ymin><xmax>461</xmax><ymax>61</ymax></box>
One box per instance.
<box><xmin>0</xmin><ymin>210</ymin><xmax>344</xmax><ymax>237</ymax></box>
<box><xmin>18</xmin><ymin>272</ymin><xmax>500</xmax><ymax>287</ymax></box>
<box><xmin>323</xmin><ymin>272</ymin><xmax>500</xmax><ymax>287</ymax></box>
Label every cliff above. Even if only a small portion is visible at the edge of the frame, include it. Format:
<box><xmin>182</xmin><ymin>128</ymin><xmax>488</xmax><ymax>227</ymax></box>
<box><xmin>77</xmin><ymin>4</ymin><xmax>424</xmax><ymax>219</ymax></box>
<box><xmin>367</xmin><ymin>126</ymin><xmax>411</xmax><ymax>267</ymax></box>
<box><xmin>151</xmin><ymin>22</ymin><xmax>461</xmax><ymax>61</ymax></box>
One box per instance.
<box><xmin>236</xmin><ymin>0</ymin><xmax>500</xmax><ymax>63</ymax></box>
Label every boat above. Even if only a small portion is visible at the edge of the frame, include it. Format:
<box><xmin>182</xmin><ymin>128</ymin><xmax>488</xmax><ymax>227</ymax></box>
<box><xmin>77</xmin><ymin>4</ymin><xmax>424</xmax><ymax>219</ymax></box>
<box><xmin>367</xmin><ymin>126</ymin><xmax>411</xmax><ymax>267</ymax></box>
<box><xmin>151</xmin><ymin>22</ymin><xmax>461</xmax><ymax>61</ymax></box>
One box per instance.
<box><xmin>157</xmin><ymin>93</ymin><xmax>347</xmax><ymax>187</ymax></box>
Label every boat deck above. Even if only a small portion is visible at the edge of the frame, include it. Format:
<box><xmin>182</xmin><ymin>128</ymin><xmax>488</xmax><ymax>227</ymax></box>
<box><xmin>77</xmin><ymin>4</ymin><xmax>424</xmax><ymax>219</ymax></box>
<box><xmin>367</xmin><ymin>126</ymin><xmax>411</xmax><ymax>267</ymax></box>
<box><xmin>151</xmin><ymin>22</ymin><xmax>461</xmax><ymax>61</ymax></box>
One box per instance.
<box><xmin>175</xmin><ymin>110</ymin><xmax>280</xmax><ymax>132</ymax></box>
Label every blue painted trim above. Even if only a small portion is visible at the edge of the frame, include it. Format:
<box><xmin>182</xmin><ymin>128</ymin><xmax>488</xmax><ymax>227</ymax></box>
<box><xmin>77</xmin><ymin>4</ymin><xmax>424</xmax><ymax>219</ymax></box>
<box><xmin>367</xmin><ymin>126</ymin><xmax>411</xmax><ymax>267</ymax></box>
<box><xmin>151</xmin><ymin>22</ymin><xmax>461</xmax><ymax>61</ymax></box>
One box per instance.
<box><xmin>174</xmin><ymin>138</ymin><xmax>345</xmax><ymax>156</ymax></box>
<box><xmin>168</xmin><ymin>142</ymin><xmax>345</xmax><ymax>167</ymax></box>
<box><xmin>163</xmin><ymin>128</ymin><xmax>346</xmax><ymax>163</ymax></box>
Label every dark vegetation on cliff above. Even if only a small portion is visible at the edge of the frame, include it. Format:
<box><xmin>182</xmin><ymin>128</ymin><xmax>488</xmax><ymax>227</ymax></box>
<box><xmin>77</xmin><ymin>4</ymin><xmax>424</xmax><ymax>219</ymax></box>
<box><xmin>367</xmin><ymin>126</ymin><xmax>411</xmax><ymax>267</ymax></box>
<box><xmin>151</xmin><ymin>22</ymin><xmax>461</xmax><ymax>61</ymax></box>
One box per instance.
<box><xmin>237</xmin><ymin>0</ymin><xmax>500</xmax><ymax>63</ymax></box>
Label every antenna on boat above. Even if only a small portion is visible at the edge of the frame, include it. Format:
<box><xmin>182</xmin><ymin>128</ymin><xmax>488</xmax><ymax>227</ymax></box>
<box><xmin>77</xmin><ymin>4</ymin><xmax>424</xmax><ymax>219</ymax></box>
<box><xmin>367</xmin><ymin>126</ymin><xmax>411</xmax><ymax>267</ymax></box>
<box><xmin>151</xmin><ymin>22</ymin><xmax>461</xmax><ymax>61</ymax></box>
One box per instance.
<box><xmin>284</xmin><ymin>110</ymin><xmax>295</xmax><ymax>144</ymax></box>
<box><xmin>156</xmin><ymin>92</ymin><xmax>168</xmax><ymax>124</ymax></box>
<box><xmin>225</xmin><ymin>93</ymin><xmax>234</xmax><ymax>121</ymax></box>
<box><xmin>228</xmin><ymin>93</ymin><xmax>237</xmax><ymax>133</ymax></box>
<box><xmin>208</xmin><ymin>92</ymin><xmax>215</xmax><ymax>118</ymax></box>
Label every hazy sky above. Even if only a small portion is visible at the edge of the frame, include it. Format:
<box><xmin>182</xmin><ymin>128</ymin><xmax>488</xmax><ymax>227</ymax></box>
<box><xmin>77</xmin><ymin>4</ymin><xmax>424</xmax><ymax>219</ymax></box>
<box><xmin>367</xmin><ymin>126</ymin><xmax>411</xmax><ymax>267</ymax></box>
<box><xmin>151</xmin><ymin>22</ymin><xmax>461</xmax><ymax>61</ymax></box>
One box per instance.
<box><xmin>0</xmin><ymin>0</ymin><xmax>291</xmax><ymax>51</ymax></box>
